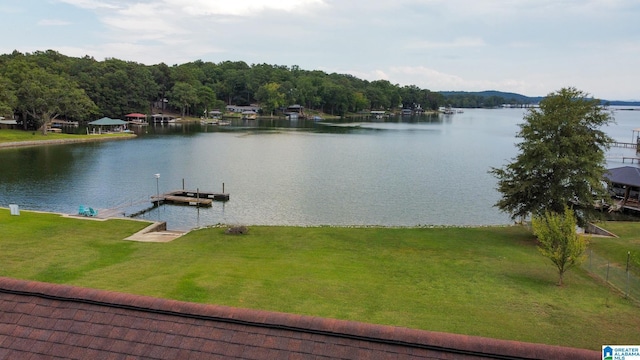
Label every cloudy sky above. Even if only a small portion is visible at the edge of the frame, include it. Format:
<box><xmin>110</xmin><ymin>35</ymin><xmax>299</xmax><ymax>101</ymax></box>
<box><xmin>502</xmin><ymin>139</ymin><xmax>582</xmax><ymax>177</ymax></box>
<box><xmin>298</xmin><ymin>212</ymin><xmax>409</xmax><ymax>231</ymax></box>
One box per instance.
<box><xmin>2</xmin><ymin>0</ymin><xmax>639</xmax><ymax>100</ymax></box>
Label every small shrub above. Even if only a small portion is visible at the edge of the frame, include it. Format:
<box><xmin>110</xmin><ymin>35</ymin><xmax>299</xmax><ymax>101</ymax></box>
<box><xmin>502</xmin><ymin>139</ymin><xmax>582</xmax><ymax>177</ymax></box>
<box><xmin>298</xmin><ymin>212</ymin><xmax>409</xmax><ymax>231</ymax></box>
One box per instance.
<box><xmin>225</xmin><ymin>226</ymin><xmax>249</xmax><ymax>235</ymax></box>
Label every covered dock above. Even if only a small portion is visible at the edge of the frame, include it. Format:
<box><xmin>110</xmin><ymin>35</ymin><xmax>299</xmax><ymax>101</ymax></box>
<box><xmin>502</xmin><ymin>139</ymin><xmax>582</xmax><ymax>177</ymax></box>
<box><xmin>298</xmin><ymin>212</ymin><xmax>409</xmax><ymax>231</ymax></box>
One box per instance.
<box><xmin>151</xmin><ymin>114</ymin><xmax>177</xmax><ymax>123</ymax></box>
<box><xmin>88</xmin><ymin>117</ymin><xmax>129</xmax><ymax>133</ymax></box>
<box><xmin>125</xmin><ymin>113</ymin><xmax>148</xmax><ymax>124</ymax></box>
<box><xmin>604</xmin><ymin>166</ymin><xmax>640</xmax><ymax>212</ymax></box>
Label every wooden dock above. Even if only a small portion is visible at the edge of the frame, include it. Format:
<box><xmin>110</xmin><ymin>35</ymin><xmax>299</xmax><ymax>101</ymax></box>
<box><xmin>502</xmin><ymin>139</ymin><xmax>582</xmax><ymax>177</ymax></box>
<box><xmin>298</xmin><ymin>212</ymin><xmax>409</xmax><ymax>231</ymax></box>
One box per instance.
<box><xmin>151</xmin><ymin>190</ymin><xmax>229</xmax><ymax>207</ymax></box>
<box><xmin>608</xmin><ymin>155</ymin><xmax>640</xmax><ymax>164</ymax></box>
<box><xmin>611</xmin><ymin>141</ymin><xmax>638</xmax><ymax>149</ymax></box>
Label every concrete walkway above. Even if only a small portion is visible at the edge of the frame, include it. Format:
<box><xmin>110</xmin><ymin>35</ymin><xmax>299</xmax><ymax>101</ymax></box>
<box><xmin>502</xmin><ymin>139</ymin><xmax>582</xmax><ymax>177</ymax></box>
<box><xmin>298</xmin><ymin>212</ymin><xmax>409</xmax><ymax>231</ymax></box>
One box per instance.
<box><xmin>63</xmin><ymin>210</ymin><xmax>187</xmax><ymax>243</ymax></box>
<box><xmin>124</xmin><ymin>222</ymin><xmax>187</xmax><ymax>243</ymax></box>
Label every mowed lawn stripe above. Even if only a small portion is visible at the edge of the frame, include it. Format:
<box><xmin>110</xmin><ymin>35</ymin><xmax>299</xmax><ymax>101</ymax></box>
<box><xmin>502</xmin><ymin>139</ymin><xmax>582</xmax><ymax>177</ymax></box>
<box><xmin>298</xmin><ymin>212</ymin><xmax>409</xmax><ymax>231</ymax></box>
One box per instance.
<box><xmin>1</xmin><ymin>209</ymin><xmax>638</xmax><ymax>350</ymax></box>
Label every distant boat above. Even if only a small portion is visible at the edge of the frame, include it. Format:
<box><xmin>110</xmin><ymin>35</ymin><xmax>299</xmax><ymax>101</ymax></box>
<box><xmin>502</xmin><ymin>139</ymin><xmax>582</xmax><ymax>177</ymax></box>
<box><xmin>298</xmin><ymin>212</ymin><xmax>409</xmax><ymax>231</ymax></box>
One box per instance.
<box><xmin>440</xmin><ymin>107</ymin><xmax>455</xmax><ymax>115</ymax></box>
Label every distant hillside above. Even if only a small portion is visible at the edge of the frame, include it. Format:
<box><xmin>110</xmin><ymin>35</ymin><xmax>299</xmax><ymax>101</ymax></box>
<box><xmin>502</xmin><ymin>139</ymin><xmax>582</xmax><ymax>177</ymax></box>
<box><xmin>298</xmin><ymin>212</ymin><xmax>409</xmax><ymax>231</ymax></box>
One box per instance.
<box><xmin>605</xmin><ymin>100</ymin><xmax>640</xmax><ymax>106</ymax></box>
<box><xmin>440</xmin><ymin>90</ymin><xmax>541</xmax><ymax>103</ymax></box>
<box><xmin>438</xmin><ymin>90</ymin><xmax>542</xmax><ymax>108</ymax></box>
<box><xmin>439</xmin><ymin>90</ymin><xmax>640</xmax><ymax>107</ymax></box>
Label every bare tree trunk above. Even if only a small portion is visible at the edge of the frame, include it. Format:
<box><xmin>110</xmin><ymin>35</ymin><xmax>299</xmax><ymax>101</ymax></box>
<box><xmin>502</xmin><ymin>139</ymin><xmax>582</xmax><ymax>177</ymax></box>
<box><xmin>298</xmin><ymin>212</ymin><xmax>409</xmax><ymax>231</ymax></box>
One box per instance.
<box><xmin>41</xmin><ymin>114</ymin><xmax>51</xmax><ymax>135</ymax></box>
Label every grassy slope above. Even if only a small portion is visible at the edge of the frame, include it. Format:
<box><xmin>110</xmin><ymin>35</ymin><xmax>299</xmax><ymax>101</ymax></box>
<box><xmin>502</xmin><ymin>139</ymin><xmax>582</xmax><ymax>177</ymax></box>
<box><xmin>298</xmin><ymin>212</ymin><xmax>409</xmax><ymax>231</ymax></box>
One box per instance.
<box><xmin>0</xmin><ymin>209</ymin><xmax>638</xmax><ymax>350</ymax></box>
<box><xmin>590</xmin><ymin>221</ymin><xmax>640</xmax><ymax>272</ymax></box>
<box><xmin>0</xmin><ymin>129</ymin><xmax>132</xmax><ymax>144</ymax></box>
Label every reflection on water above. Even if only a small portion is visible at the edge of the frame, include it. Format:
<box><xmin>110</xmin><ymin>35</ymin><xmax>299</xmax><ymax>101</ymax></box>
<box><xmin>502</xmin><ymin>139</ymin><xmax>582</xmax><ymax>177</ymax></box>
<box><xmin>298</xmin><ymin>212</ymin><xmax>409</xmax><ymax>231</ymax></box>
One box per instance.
<box><xmin>1</xmin><ymin>108</ymin><xmax>638</xmax><ymax>230</ymax></box>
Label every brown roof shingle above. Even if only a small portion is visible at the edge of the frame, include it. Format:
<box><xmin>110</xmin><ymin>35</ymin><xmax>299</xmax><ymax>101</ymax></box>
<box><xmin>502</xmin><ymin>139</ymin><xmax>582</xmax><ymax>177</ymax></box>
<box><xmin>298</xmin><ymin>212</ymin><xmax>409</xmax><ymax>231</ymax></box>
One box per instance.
<box><xmin>0</xmin><ymin>277</ymin><xmax>598</xmax><ymax>359</ymax></box>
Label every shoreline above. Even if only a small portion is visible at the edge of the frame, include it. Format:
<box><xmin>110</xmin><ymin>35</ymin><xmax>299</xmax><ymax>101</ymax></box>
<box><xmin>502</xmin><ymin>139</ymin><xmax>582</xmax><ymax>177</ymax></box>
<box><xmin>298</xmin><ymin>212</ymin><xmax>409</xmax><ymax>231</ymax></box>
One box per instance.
<box><xmin>0</xmin><ymin>134</ymin><xmax>136</xmax><ymax>149</ymax></box>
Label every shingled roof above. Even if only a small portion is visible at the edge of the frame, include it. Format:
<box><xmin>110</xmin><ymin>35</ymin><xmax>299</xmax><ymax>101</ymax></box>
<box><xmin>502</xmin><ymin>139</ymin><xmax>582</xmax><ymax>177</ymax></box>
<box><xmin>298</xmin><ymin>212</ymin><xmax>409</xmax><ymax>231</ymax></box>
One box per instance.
<box><xmin>605</xmin><ymin>166</ymin><xmax>640</xmax><ymax>187</ymax></box>
<box><xmin>0</xmin><ymin>277</ymin><xmax>598</xmax><ymax>359</ymax></box>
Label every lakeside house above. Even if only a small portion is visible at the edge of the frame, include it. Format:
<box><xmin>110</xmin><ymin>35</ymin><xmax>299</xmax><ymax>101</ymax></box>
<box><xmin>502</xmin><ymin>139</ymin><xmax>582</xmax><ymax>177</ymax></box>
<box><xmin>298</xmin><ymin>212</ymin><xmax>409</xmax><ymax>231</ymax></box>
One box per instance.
<box><xmin>0</xmin><ymin>118</ymin><xmax>18</xmax><ymax>130</ymax></box>
<box><xmin>226</xmin><ymin>105</ymin><xmax>261</xmax><ymax>114</ymax></box>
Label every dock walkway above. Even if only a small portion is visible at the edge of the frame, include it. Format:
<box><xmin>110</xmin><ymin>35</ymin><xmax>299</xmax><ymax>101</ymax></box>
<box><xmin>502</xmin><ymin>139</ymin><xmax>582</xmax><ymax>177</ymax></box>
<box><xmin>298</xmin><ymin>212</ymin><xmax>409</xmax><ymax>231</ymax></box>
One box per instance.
<box><xmin>611</xmin><ymin>141</ymin><xmax>638</xmax><ymax>149</ymax></box>
<box><xmin>608</xmin><ymin>155</ymin><xmax>640</xmax><ymax>164</ymax></box>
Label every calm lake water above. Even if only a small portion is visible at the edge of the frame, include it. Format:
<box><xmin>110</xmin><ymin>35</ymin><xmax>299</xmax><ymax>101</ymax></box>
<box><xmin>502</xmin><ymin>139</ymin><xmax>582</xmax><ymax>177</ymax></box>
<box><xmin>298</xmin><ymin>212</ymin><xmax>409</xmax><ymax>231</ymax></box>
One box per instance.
<box><xmin>1</xmin><ymin>108</ymin><xmax>639</xmax><ymax>230</ymax></box>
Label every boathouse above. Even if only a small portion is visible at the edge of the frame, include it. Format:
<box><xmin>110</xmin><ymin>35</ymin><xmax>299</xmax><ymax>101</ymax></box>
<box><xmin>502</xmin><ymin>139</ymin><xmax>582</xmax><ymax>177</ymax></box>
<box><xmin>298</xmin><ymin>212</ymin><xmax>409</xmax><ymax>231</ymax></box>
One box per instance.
<box><xmin>605</xmin><ymin>166</ymin><xmax>640</xmax><ymax>211</ymax></box>
<box><xmin>124</xmin><ymin>113</ymin><xmax>147</xmax><ymax>123</ymax></box>
<box><xmin>370</xmin><ymin>110</ymin><xmax>387</xmax><ymax>119</ymax></box>
<box><xmin>225</xmin><ymin>104</ymin><xmax>261</xmax><ymax>113</ymax></box>
<box><xmin>208</xmin><ymin>110</ymin><xmax>222</xmax><ymax>119</ymax></box>
<box><xmin>88</xmin><ymin>117</ymin><xmax>129</xmax><ymax>133</ymax></box>
<box><xmin>151</xmin><ymin>114</ymin><xmax>179</xmax><ymax>123</ymax></box>
<box><xmin>242</xmin><ymin>110</ymin><xmax>257</xmax><ymax>120</ymax></box>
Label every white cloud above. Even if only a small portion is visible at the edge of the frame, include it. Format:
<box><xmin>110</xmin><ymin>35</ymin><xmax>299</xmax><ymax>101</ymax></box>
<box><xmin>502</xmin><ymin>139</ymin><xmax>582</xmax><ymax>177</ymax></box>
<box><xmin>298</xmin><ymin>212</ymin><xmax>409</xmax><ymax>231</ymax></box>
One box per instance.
<box><xmin>114</xmin><ymin>0</ymin><xmax>324</xmax><ymax>20</ymax></box>
<box><xmin>407</xmin><ymin>37</ymin><xmax>486</xmax><ymax>50</ymax></box>
<box><xmin>37</xmin><ymin>19</ymin><xmax>72</xmax><ymax>26</ymax></box>
<box><xmin>0</xmin><ymin>5</ymin><xmax>23</xmax><ymax>13</ymax></box>
<box><xmin>57</xmin><ymin>0</ymin><xmax>119</xmax><ymax>10</ymax></box>
<box><xmin>100</xmin><ymin>3</ymin><xmax>187</xmax><ymax>42</ymax></box>
<box><xmin>3</xmin><ymin>0</ymin><xmax>638</xmax><ymax>99</ymax></box>
<box><xmin>388</xmin><ymin>66</ymin><xmax>466</xmax><ymax>88</ymax></box>
<box><xmin>380</xmin><ymin>65</ymin><xmax>542</xmax><ymax>95</ymax></box>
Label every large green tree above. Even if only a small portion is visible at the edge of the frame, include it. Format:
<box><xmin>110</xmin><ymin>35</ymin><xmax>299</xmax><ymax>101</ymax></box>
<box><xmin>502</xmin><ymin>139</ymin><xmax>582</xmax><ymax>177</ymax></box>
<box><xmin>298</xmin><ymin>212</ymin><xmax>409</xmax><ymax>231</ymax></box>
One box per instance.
<box><xmin>255</xmin><ymin>82</ymin><xmax>285</xmax><ymax>117</ymax></box>
<box><xmin>89</xmin><ymin>59</ymin><xmax>159</xmax><ymax>117</ymax></box>
<box><xmin>16</xmin><ymin>67</ymin><xmax>97</xmax><ymax>134</ymax></box>
<box><xmin>195</xmin><ymin>85</ymin><xmax>217</xmax><ymax>116</ymax></box>
<box><xmin>0</xmin><ymin>75</ymin><xmax>17</xmax><ymax>116</ymax></box>
<box><xmin>532</xmin><ymin>207</ymin><xmax>587</xmax><ymax>286</ymax></box>
<box><xmin>490</xmin><ymin>87</ymin><xmax>614</xmax><ymax>224</ymax></box>
<box><xmin>169</xmin><ymin>82</ymin><xmax>198</xmax><ymax>117</ymax></box>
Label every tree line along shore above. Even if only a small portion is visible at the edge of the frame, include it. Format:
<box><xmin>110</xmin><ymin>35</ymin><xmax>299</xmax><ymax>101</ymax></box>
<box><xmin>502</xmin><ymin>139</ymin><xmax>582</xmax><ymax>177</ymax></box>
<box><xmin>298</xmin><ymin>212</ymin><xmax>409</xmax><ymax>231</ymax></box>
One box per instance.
<box><xmin>0</xmin><ymin>50</ymin><xmax>537</xmax><ymax>134</ymax></box>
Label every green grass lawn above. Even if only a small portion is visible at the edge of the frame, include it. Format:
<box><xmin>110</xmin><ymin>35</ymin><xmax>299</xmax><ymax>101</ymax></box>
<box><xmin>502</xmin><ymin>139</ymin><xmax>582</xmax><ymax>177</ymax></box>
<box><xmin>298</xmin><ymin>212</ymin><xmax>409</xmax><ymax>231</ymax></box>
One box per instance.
<box><xmin>590</xmin><ymin>221</ymin><xmax>640</xmax><ymax>272</ymax></box>
<box><xmin>0</xmin><ymin>128</ymin><xmax>133</xmax><ymax>144</ymax></box>
<box><xmin>1</xmin><ymin>209</ymin><xmax>638</xmax><ymax>350</ymax></box>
